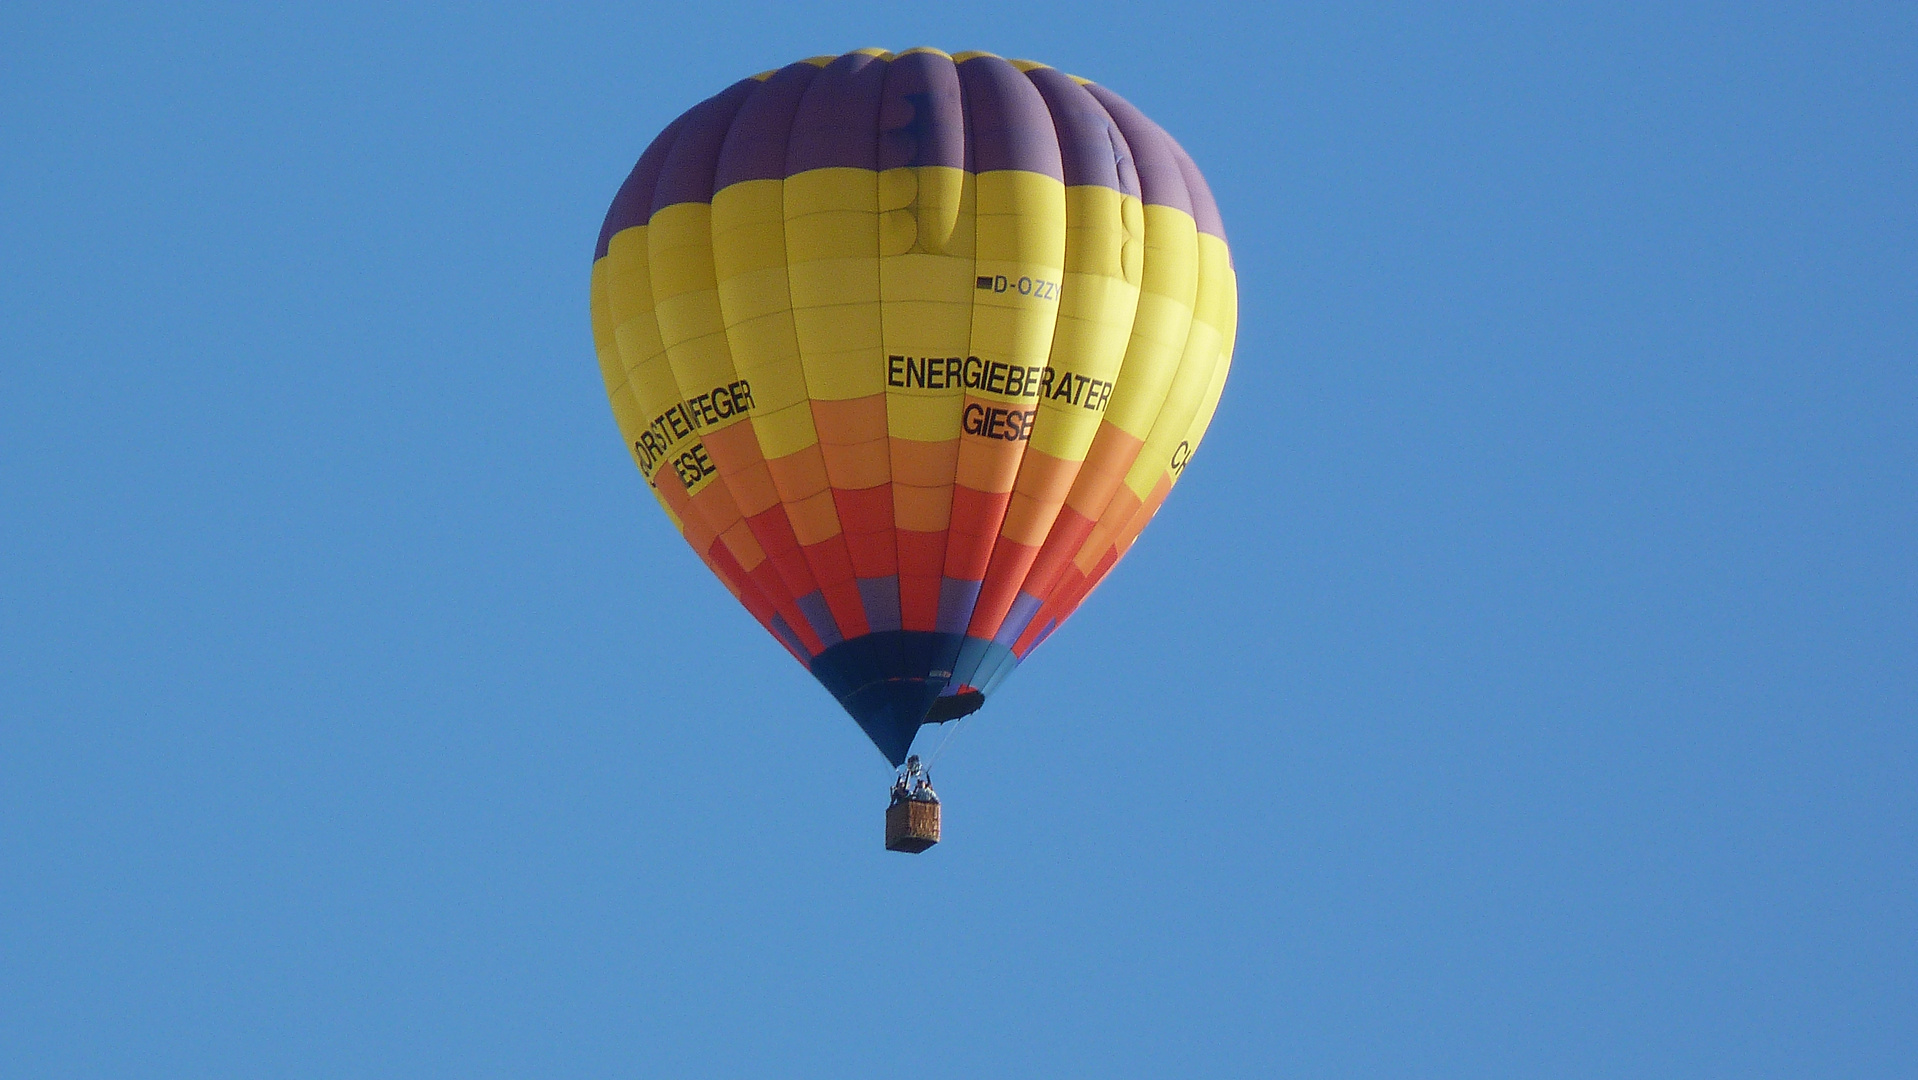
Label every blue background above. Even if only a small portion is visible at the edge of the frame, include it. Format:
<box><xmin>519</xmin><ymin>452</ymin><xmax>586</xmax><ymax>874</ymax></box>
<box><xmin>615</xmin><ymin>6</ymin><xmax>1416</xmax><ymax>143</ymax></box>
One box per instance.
<box><xmin>3</xmin><ymin>3</ymin><xmax>1912</xmax><ymax>1076</ymax></box>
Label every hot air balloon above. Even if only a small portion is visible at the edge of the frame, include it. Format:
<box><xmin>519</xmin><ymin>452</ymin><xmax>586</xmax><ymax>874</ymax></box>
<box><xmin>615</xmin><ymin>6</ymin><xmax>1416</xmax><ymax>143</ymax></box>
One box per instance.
<box><xmin>589</xmin><ymin>48</ymin><xmax>1235</xmax><ymax>850</ymax></box>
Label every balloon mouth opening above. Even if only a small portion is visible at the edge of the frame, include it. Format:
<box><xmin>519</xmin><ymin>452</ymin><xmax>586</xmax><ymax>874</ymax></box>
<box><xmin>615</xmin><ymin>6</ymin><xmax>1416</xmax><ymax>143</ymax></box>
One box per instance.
<box><xmin>923</xmin><ymin>688</ymin><xmax>985</xmax><ymax>724</ymax></box>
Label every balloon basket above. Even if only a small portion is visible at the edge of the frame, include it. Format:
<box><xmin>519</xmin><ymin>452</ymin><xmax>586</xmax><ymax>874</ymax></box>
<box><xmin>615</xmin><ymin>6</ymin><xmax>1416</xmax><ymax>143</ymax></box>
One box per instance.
<box><xmin>885</xmin><ymin>799</ymin><xmax>940</xmax><ymax>853</ymax></box>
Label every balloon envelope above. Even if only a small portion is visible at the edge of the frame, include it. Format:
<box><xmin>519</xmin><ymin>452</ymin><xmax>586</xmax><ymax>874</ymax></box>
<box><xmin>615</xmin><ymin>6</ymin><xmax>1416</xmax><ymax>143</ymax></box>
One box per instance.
<box><xmin>590</xmin><ymin>49</ymin><xmax>1235</xmax><ymax>764</ymax></box>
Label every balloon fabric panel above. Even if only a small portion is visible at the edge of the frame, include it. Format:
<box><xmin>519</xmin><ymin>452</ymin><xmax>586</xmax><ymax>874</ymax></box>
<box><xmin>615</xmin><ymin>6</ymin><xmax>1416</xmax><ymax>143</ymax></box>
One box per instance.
<box><xmin>591</xmin><ymin>49</ymin><xmax>1234</xmax><ymax>763</ymax></box>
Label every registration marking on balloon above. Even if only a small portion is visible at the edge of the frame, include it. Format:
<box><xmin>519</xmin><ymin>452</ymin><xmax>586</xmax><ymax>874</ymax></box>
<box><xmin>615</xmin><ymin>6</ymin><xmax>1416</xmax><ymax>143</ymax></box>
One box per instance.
<box><xmin>974</xmin><ymin>274</ymin><xmax>1062</xmax><ymax>300</ymax></box>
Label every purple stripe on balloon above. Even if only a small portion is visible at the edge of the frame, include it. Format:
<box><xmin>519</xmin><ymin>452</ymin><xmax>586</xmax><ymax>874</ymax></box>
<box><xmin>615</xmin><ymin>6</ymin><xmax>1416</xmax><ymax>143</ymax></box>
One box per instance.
<box><xmin>1081</xmin><ymin>83</ymin><xmax>1193</xmax><ymax>219</ymax></box>
<box><xmin>608</xmin><ymin>51</ymin><xmax>1223</xmax><ymax>260</ymax></box>
<box><xmin>878</xmin><ymin>50</ymin><xmax>966</xmax><ymax>172</ymax></box>
<box><xmin>650</xmin><ymin>78</ymin><xmax>759</xmax><ymax>213</ymax></box>
<box><xmin>957</xmin><ymin>55</ymin><xmax>1062</xmax><ymax>180</ymax></box>
<box><xmin>1029</xmin><ymin>617</ymin><xmax>1059</xmax><ymax>652</ymax></box>
<box><xmin>715</xmin><ymin>62</ymin><xmax>822</xmax><ymax>189</ymax></box>
<box><xmin>1023</xmin><ymin>68</ymin><xmax>1139</xmax><ymax>197</ymax></box>
<box><xmin>1170</xmin><ymin>140</ymin><xmax>1226</xmax><ymax>242</ymax></box>
<box><xmin>935</xmin><ymin>576</ymin><xmax>984</xmax><ymax>636</ymax></box>
<box><xmin>795</xmin><ymin>589</ymin><xmax>844</xmax><ymax>648</ymax></box>
<box><xmin>857</xmin><ymin>575</ymin><xmax>903</xmax><ymax>633</ymax></box>
<box><xmin>595</xmin><ymin>112</ymin><xmax>686</xmax><ymax>260</ymax></box>
<box><xmin>787</xmin><ymin>50</ymin><xmax>887</xmax><ymax>175</ymax></box>
<box><xmin>769</xmin><ymin>613</ymin><xmax>809</xmax><ymax>660</ymax></box>
<box><xmin>992</xmin><ymin>590</ymin><xmax>1046</xmax><ymax>647</ymax></box>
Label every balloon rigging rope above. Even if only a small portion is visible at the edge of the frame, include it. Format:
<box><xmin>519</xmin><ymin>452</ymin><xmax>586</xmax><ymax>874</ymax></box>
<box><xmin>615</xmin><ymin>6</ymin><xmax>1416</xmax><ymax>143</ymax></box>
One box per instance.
<box><xmin>926</xmin><ymin>714</ymin><xmax>968</xmax><ymax>771</ymax></box>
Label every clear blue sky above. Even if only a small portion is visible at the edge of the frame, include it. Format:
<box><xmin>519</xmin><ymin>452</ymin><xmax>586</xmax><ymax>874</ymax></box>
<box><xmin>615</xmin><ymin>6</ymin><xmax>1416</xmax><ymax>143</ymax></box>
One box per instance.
<box><xmin>3</xmin><ymin>3</ymin><xmax>1912</xmax><ymax>1076</ymax></box>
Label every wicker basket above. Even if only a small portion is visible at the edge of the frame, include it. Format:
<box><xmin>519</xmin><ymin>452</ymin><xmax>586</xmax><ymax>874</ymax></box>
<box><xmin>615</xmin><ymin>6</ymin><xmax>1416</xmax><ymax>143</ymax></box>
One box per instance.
<box><xmin>885</xmin><ymin>799</ymin><xmax>941</xmax><ymax>853</ymax></box>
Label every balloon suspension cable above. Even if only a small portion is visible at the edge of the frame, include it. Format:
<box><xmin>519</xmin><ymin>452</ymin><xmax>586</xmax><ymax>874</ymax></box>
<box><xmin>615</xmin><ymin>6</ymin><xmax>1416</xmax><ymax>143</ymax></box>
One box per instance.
<box><xmin>925</xmin><ymin>714</ymin><xmax>969</xmax><ymax>770</ymax></box>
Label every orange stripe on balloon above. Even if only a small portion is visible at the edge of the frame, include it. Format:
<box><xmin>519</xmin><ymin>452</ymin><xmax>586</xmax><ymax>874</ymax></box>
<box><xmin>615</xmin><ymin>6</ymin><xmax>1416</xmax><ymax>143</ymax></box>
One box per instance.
<box><xmin>965</xmin><ymin>447</ymin><xmax>1076</xmax><ymax>636</ymax></box>
<box><xmin>965</xmin><ymin>538</ymin><xmax>1039</xmax><ymax>638</ymax></box>
<box><xmin>944</xmin><ymin>485</ymin><xmax>1011</xmax><ymax>580</ymax></box>
<box><xmin>703</xmin><ymin>533</ymin><xmax>810</xmax><ymax>665</ymax></box>
<box><xmin>896</xmin><ymin>528</ymin><xmax>946</xmax><ymax>631</ymax></box>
